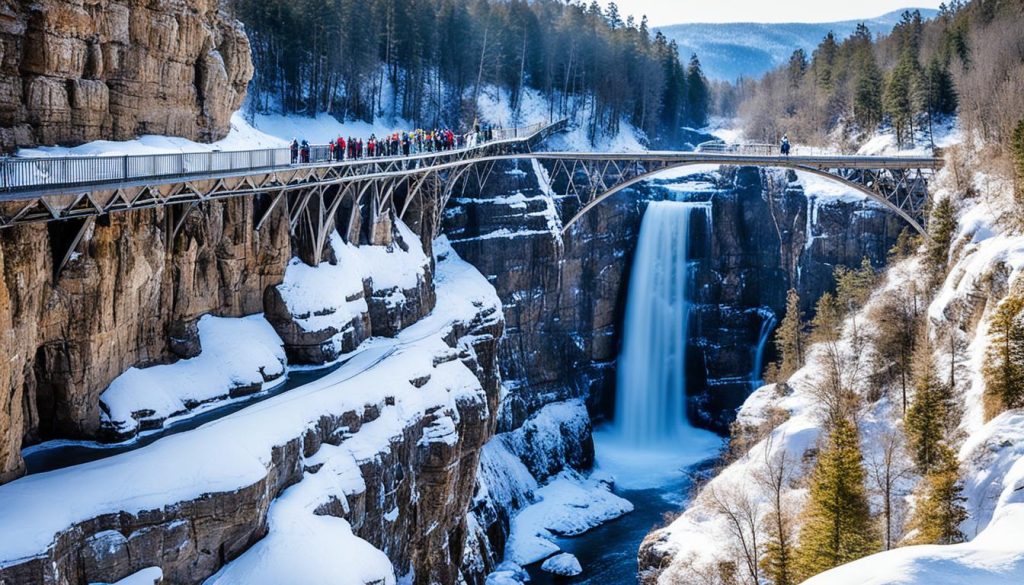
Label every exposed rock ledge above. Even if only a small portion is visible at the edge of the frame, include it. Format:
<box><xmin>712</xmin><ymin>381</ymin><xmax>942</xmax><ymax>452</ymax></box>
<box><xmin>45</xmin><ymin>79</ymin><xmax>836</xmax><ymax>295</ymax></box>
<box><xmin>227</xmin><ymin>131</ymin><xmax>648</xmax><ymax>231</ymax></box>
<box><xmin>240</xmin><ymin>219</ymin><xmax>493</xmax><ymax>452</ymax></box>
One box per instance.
<box><xmin>0</xmin><ymin>241</ymin><xmax>503</xmax><ymax>585</ymax></box>
<box><xmin>0</xmin><ymin>0</ymin><xmax>253</xmax><ymax>151</ymax></box>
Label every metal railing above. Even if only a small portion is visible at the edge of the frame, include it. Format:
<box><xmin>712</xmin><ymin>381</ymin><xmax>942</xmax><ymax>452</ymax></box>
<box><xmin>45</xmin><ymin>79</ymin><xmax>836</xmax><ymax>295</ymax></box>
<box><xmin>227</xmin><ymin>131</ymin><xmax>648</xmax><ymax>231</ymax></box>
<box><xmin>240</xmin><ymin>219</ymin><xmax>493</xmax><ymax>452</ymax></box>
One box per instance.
<box><xmin>0</xmin><ymin>121</ymin><xmax>554</xmax><ymax>194</ymax></box>
<box><xmin>695</xmin><ymin>141</ymin><xmax>778</xmax><ymax>156</ymax></box>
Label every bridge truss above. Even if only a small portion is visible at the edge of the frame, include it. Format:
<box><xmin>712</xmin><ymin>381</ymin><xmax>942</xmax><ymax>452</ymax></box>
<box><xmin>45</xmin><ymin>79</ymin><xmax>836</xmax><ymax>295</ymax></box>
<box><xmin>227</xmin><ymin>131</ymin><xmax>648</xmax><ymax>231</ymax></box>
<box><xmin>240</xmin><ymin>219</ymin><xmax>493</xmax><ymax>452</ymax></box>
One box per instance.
<box><xmin>0</xmin><ymin>124</ymin><xmax>943</xmax><ymax>276</ymax></box>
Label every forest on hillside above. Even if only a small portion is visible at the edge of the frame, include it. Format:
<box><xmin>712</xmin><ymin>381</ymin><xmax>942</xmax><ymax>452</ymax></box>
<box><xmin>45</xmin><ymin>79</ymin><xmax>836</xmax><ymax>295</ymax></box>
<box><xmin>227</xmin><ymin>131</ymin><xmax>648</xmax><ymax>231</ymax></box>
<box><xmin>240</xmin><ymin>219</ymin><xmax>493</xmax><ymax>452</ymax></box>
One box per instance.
<box><xmin>718</xmin><ymin>0</ymin><xmax>1024</xmax><ymax>165</ymax></box>
<box><xmin>226</xmin><ymin>0</ymin><xmax>712</xmax><ymax>147</ymax></box>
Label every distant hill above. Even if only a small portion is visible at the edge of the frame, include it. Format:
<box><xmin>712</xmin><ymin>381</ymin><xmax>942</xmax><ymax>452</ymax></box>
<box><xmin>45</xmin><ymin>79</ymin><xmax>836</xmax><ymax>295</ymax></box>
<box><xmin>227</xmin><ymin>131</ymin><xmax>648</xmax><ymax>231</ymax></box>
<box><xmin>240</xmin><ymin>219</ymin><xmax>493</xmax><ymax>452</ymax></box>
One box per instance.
<box><xmin>657</xmin><ymin>8</ymin><xmax>940</xmax><ymax>82</ymax></box>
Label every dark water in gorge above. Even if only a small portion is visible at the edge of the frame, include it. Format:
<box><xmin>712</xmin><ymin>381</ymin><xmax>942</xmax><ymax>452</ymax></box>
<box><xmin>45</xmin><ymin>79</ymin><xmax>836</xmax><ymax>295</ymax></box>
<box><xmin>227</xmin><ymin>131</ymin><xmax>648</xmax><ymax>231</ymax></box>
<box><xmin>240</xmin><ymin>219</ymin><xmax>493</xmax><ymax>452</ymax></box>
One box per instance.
<box><xmin>526</xmin><ymin>436</ymin><xmax>720</xmax><ymax>585</ymax></box>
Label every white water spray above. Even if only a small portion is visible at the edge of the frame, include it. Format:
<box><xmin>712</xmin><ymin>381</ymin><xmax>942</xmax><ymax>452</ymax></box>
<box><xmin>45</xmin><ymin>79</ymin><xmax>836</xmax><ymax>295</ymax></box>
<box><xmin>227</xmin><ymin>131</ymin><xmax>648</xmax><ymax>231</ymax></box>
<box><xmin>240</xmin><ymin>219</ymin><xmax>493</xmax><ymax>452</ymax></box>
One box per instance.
<box><xmin>750</xmin><ymin>315</ymin><xmax>777</xmax><ymax>390</ymax></box>
<box><xmin>615</xmin><ymin>201</ymin><xmax>710</xmax><ymax>445</ymax></box>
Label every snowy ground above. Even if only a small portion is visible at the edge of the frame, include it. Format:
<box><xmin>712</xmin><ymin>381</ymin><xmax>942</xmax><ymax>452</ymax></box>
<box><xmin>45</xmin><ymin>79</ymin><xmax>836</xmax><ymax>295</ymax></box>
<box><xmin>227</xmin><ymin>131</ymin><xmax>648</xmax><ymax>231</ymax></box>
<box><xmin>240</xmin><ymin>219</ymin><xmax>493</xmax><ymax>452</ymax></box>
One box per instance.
<box><xmin>100</xmin><ymin>315</ymin><xmax>287</xmax><ymax>439</ymax></box>
<box><xmin>649</xmin><ymin>143</ymin><xmax>1024</xmax><ymax>584</ymax></box>
<box><xmin>0</xmin><ymin>239</ymin><xmax>502</xmax><ymax>585</ymax></box>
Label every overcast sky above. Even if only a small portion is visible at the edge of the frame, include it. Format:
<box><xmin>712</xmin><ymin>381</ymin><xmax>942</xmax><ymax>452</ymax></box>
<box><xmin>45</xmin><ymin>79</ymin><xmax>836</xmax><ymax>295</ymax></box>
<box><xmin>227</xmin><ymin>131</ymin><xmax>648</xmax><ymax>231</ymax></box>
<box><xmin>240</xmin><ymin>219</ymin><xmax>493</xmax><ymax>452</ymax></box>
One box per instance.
<box><xmin>608</xmin><ymin>1</ymin><xmax>945</xmax><ymax>26</ymax></box>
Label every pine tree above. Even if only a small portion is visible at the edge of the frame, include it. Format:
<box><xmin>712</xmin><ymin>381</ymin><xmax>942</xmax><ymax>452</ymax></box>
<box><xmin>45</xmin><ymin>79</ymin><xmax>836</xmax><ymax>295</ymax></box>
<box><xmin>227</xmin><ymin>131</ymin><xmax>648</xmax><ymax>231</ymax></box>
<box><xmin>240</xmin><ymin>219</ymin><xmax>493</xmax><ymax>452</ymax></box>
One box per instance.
<box><xmin>1011</xmin><ymin>118</ymin><xmax>1024</xmax><ymax>203</ymax></box>
<box><xmin>909</xmin><ymin>444</ymin><xmax>968</xmax><ymax>545</ymax></box>
<box><xmin>685</xmin><ymin>54</ymin><xmax>711</xmax><ymax>128</ymax></box>
<box><xmin>983</xmin><ymin>294</ymin><xmax>1024</xmax><ymax>419</ymax></box>
<box><xmin>905</xmin><ymin>343</ymin><xmax>952</xmax><ymax>474</ymax></box>
<box><xmin>795</xmin><ymin>418</ymin><xmax>879</xmax><ymax>581</ymax></box>
<box><xmin>884</xmin><ymin>57</ymin><xmax>919</xmax><ymax>148</ymax></box>
<box><xmin>835</xmin><ymin>258</ymin><xmax>877</xmax><ymax>314</ymax></box>
<box><xmin>811</xmin><ymin>292</ymin><xmax>842</xmax><ymax>344</ymax></box>
<box><xmin>774</xmin><ymin>288</ymin><xmax>805</xmax><ymax>379</ymax></box>
<box><xmin>925</xmin><ymin>196</ymin><xmax>957</xmax><ymax>288</ymax></box>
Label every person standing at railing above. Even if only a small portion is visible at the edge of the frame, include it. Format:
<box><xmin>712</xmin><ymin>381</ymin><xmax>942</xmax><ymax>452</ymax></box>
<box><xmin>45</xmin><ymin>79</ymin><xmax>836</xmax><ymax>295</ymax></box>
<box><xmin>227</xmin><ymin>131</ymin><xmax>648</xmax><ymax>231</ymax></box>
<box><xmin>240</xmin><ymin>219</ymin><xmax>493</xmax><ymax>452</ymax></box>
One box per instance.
<box><xmin>290</xmin><ymin>139</ymin><xmax>299</xmax><ymax>164</ymax></box>
<box><xmin>300</xmin><ymin>140</ymin><xmax>310</xmax><ymax>164</ymax></box>
<box><xmin>781</xmin><ymin>135</ymin><xmax>791</xmax><ymax>156</ymax></box>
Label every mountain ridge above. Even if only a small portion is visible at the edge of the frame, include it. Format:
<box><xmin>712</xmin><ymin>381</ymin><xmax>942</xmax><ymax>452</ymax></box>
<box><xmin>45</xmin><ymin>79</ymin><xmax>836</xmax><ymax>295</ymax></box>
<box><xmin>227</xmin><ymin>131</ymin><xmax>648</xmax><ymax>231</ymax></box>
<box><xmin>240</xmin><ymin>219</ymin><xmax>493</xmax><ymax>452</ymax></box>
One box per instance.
<box><xmin>657</xmin><ymin>8</ymin><xmax>941</xmax><ymax>81</ymax></box>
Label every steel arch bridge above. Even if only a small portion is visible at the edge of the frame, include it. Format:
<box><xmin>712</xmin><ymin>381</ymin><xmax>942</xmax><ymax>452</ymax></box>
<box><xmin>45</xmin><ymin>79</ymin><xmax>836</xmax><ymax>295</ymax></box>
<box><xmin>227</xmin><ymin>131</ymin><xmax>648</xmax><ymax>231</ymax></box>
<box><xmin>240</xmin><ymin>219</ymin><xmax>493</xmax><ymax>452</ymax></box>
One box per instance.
<box><xmin>0</xmin><ymin>120</ymin><xmax>943</xmax><ymax>275</ymax></box>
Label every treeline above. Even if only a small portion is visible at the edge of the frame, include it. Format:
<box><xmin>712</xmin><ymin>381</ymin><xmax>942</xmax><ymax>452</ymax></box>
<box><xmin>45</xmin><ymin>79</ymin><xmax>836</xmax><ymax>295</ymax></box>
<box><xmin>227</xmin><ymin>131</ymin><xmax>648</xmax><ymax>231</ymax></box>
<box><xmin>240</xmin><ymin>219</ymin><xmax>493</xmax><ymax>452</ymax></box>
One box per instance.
<box><xmin>723</xmin><ymin>0</ymin><xmax>1024</xmax><ymax>157</ymax></box>
<box><xmin>712</xmin><ymin>222</ymin><xmax>972</xmax><ymax>584</ymax></box>
<box><xmin>226</xmin><ymin>0</ymin><xmax>712</xmax><ymax>146</ymax></box>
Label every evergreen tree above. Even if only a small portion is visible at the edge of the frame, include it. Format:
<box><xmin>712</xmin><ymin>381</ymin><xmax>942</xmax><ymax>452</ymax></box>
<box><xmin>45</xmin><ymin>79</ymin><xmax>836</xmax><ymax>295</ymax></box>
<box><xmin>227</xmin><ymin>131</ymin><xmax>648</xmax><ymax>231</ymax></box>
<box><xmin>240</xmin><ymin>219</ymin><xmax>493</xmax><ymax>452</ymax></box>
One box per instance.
<box><xmin>835</xmin><ymin>258</ymin><xmax>877</xmax><ymax>314</ymax></box>
<box><xmin>685</xmin><ymin>54</ymin><xmax>711</xmax><ymax>128</ymax></box>
<box><xmin>983</xmin><ymin>294</ymin><xmax>1024</xmax><ymax>419</ymax></box>
<box><xmin>774</xmin><ymin>289</ymin><xmax>805</xmax><ymax>379</ymax></box>
<box><xmin>925</xmin><ymin>196</ymin><xmax>957</xmax><ymax>288</ymax></box>
<box><xmin>905</xmin><ymin>343</ymin><xmax>953</xmax><ymax>474</ymax></box>
<box><xmin>812</xmin><ymin>32</ymin><xmax>839</xmax><ymax>91</ymax></box>
<box><xmin>811</xmin><ymin>292</ymin><xmax>843</xmax><ymax>344</ymax></box>
<box><xmin>909</xmin><ymin>444</ymin><xmax>968</xmax><ymax>545</ymax></box>
<box><xmin>795</xmin><ymin>418</ymin><xmax>879</xmax><ymax>580</ymax></box>
<box><xmin>1012</xmin><ymin>118</ymin><xmax>1024</xmax><ymax>203</ymax></box>
<box><xmin>853</xmin><ymin>53</ymin><xmax>884</xmax><ymax>131</ymax></box>
<box><xmin>884</xmin><ymin>57</ymin><xmax>919</xmax><ymax>148</ymax></box>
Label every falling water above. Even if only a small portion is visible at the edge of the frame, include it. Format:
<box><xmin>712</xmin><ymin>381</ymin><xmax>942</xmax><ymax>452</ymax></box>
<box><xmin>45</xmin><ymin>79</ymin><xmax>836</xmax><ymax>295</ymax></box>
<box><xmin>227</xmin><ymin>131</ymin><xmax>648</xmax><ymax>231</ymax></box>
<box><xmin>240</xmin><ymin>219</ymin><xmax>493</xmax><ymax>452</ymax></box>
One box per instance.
<box><xmin>750</xmin><ymin>315</ymin><xmax>777</xmax><ymax>390</ymax></box>
<box><xmin>615</xmin><ymin>201</ymin><xmax>710</xmax><ymax>445</ymax></box>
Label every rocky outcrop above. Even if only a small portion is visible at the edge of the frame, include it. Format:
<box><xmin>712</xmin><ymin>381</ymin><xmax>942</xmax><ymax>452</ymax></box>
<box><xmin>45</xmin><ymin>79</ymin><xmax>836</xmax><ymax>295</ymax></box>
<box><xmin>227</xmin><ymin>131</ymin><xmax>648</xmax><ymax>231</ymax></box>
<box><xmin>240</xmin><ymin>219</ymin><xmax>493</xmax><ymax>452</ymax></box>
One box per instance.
<box><xmin>0</xmin><ymin>198</ymin><xmax>291</xmax><ymax>481</ymax></box>
<box><xmin>669</xmin><ymin>167</ymin><xmax>903</xmax><ymax>432</ymax></box>
<box><xmin>0</xmin><ymin>0</ymin><xmax>253</xmax><ymax>152</ymax></box>
<box><xmin>0</xmin><ymin>221</ymin><xmax>505</xmax><ymax>585</ymax></box>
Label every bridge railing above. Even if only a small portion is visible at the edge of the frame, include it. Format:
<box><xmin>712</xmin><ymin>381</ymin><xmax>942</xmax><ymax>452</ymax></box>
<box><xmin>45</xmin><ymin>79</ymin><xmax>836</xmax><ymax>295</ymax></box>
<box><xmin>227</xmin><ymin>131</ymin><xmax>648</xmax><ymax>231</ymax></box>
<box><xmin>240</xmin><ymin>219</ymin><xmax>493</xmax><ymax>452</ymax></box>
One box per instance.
<box><xmin>695</xmin><ymin>141</ymin><xmax>779</xmax><ymax>155</ymax></box>
<box><xmin>0</xmin><ymin>120</ymin><xmax>555</xmax><ymax>194</ymax></box>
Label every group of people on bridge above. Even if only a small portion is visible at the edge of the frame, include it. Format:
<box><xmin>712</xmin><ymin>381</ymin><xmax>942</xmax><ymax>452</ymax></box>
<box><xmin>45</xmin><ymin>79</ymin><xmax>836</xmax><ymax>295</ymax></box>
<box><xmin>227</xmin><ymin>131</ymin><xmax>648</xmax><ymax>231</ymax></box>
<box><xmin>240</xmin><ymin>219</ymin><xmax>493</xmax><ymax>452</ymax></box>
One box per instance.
<box><xmin>289</xmin><ymin>124</ymin><xmax>498</xmax><ymax>165</ymax></box>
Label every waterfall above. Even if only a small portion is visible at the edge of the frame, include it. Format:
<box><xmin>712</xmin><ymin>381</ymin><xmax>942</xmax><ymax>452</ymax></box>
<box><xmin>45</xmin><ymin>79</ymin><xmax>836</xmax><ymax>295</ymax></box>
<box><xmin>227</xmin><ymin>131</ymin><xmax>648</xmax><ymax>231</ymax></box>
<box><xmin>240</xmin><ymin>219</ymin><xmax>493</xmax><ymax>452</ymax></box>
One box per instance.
<box><xmin>615</xmin><ymin>201</ymin><xmax>709</xmax><ymax>445</ymax></box>
<box><xmin>750</xmin><ymin>315</ymin><xmax>777</xmax><ymax>391</ymax></box>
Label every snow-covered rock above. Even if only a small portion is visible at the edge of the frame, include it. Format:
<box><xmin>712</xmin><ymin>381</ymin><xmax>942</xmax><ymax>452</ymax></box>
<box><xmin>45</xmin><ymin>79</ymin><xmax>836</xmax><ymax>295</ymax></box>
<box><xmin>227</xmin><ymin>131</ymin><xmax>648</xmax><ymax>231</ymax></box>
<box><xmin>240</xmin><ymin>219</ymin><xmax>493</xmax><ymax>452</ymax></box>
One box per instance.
<box><xmin>99</xmin><ymin>314</ymin><xmax>287</xmax><ymax>440</ymax></box>
<box><xmin>541</xmin><ymin>553</ymin><xmax>583</xmax><ymax>577</ymax></box>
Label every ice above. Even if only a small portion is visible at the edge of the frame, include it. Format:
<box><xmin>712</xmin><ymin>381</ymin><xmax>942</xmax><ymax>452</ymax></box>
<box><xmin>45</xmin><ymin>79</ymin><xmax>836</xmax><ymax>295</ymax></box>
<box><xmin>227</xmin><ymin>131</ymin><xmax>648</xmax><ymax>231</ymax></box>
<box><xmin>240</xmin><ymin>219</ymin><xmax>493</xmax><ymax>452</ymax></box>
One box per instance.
<box><xmin>541</xmin><ymin>553</ymin><xmax>583</xmax><ymax>576</ymax></box>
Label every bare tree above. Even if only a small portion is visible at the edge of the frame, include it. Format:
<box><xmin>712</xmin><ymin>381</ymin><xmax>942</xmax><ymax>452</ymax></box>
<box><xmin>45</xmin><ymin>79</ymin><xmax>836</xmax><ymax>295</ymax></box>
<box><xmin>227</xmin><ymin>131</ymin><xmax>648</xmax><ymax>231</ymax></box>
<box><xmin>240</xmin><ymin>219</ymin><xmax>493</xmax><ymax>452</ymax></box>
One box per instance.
<box><xmin>867</xmin><ymin>430</ymin><xmax>914</xmax><ymax>549</ymax></box>
<box><xmin>755</xmin><ymin>435</ymin><xmax>797</xmax><ymax>585</ymax></box>
<box><xmin>706</xmin><ymin>481</ymin><xmax>763</xmax><ymax>585</ymax></box>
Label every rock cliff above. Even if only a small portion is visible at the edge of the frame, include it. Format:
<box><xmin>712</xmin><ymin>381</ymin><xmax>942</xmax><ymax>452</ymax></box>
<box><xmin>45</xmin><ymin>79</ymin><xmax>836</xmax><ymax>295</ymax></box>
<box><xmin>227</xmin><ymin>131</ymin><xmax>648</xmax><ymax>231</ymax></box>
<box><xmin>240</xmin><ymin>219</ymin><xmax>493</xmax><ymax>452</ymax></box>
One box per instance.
<box><xmin>0</xmin><ymin>198</ymin><xmax>290</xmax><ymax>482</ymax></box>
<box><xmin>0</xmin><ymin>0</ymin><xmax>252</xmax><ymax>152</ymax></box>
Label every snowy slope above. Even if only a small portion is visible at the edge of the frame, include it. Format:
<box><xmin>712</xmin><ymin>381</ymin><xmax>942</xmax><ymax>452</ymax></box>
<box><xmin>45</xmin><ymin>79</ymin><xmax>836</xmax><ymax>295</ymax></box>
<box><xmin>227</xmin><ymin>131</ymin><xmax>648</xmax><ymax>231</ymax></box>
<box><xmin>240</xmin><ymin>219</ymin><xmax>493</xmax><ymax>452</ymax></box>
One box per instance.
<box><xmin>0</xmin><ymin>240</ymin><xmax>502</xmax><ymax>578</ymax></box>
<box><xmin>648</xmin><ymin>144</ymin><xmax>1024</xmax><ymax>583</ymax></box>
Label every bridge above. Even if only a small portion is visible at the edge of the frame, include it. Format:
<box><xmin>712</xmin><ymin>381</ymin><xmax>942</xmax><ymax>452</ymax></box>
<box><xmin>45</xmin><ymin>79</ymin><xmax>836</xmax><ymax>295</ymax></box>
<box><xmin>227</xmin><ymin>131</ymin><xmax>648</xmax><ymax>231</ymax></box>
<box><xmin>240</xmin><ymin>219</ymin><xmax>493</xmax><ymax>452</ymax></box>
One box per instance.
<box><xmin>0</xmin><ymin>120</ymin><xmax>943</xmax><ymax>272</ymax></box>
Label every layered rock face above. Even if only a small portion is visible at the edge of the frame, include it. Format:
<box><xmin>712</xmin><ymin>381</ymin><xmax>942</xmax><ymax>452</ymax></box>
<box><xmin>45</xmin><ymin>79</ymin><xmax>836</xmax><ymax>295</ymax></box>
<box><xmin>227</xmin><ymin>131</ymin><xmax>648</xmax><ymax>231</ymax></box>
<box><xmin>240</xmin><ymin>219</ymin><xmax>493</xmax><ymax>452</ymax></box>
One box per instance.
<box><xmin>0</xmin><ymin>198</ymin><xmax>290</xmax><ymax>482</ymax></box>
<box><xmin>0</xmin><ymin>0</ymin><xmax>253</xmax><ymax>151</ymax></box>
<box><xmin>445</xmin><ymin>160</ymin><xmax>644</xmax><ymax>431</ymax></box>
<box><xmin>670</xmin><ymin>167</ymin><xmax>902</xmax><ymax>431</ymax></box>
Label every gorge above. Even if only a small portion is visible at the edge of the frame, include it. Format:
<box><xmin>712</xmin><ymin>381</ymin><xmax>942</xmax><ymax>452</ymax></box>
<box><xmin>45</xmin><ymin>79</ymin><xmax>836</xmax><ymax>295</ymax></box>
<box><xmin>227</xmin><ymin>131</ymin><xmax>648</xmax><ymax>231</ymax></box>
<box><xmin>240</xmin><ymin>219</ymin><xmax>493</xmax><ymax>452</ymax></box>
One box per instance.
<box><xmin>3</xmin><ymin>1</ymin><xmax>1022</xmax><ymax>584</ymax></box>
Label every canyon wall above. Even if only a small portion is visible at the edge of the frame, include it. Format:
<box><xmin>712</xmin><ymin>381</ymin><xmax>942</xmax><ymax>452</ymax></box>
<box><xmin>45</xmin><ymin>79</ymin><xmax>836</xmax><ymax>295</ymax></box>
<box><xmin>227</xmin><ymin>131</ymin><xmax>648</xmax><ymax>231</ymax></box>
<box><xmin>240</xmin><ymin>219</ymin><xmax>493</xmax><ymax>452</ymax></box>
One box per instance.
<box><xmin>0</xmin><ymin>0</ymin><xmax>252</xmax><ymax>152</ymax></box>
<box><xmin>0</xmin><ymin>199</ymin><xmax>290</xmax><ymax>482</ymax></box>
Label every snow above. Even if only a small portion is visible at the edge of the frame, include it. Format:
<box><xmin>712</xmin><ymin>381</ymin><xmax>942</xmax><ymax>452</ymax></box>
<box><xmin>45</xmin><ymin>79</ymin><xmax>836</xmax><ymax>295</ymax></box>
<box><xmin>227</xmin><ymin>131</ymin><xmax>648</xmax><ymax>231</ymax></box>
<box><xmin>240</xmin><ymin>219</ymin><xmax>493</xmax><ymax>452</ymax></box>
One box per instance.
<box><xmin>541</xmin><ymin>553</ymin><xmax>583</xmax><ymax>577</ymax></box>
<box><xmin>19</xmin><ymin>112</ymin><xmax>288</xmax><ymax>158</ymax></box>
<box><xmin>856</xmin><ymin>119</ymin><xmax>962</xmax><ymax>157</ymax></box>
<box><xmin>0</xmin><ymin>240</ymin><xmax>502</xmax><ymax>570</ymax></box>
<box><xmin>275</xmin><ymin>235</ymin><xmax>368</xmax><ymax>334</ymax></box>
<box><xmin>99</xmin><ymin>314</ymin><xmax>287</xmax><ymax>437</ymax></box>
<box><xmin>357</xmin><ymin>220</ymin><xmax>431</xmax><ymax>293</ymax></box>
<box><xmin>92</xmin><ymin>567</ymin><xmax>164</xmax><ymax>585</ymax></box>
<box><xmin>505</xmin><ymin>470</ymin><xmax>633</xmax><ymax>566</ymax></box>
<box><xmin>249</xmin><ymin>111</ymin><xmax>414</xmax><ymax>145</ymax></box>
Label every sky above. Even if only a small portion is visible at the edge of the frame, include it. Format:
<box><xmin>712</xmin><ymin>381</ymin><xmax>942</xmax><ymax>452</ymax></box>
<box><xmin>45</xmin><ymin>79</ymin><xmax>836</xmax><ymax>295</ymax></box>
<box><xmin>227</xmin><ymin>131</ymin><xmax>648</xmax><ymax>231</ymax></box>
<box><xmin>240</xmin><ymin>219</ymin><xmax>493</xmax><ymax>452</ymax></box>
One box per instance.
<box><xmin>607</xmin><ymin>1</ymin><xmax>946</xmax><ymax>26</ymax></box>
